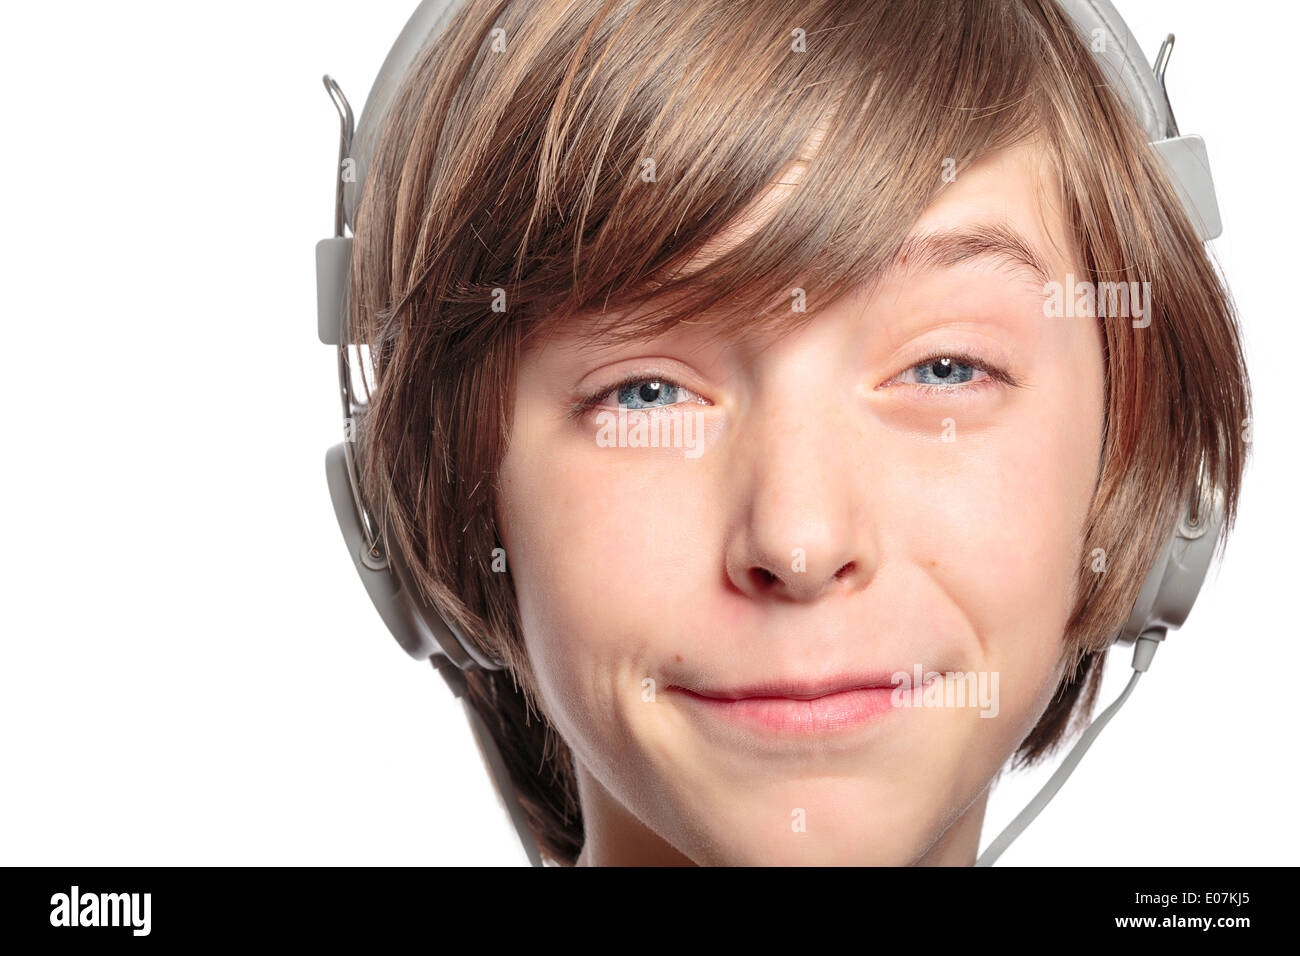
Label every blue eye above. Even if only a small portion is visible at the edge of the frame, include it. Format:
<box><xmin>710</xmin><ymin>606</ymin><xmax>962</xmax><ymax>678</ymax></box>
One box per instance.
<box><xmin>889</xmin><ymin>356</ymin><xmax>998</xmax><ymax>390</ymax></box>
<box><xmin>570</xmin><ymin>374</ymin><xmax>710</xmax><ymax>420</ymax></box>
<box><xmin>617</xmin><ymin>379</ymin><xmax>686</xmax><ymax>409</ymax></box>
<box><xmin>905</xmin><ymin>357</ymin><xmax>983</xmax><ymax>386</ymax></box>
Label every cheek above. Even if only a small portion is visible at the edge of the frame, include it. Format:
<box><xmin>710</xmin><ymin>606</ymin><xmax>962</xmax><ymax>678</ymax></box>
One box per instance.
<box><xmin>933</xmin><ymin>409</ymin><xmax>1097</xmax><ymax>642</ymax></box>
<box><xmin>905</xmin><ymin>336</ymin><xmax>1103</xmax><ymax>746</ymax></box>
<box><xmin>495</xmin><ymin>423</ymin><xmax>708</xmax><ymax>774</ymax></box>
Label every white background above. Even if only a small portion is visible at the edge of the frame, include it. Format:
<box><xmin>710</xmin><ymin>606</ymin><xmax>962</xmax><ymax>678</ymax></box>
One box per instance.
<box><xmin>0</xmin><ymin>0</ymin><xmax>1294</xmax><ymax>866</ymax></box>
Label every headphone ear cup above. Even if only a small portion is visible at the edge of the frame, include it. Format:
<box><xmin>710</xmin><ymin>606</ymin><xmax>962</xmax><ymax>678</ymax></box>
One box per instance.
<box><xmin>384</xmin><ymin>528</ymin><xmax>507</xmax><ymax>671</ymax></box>
<box><xmin>326</xmin><ymin>443</ymin><xmax>504</xmax><ymax>669</ymax></box>
<box><xmin>1117</xmin><ymin>476</ymin><xmax>1226</xmax><ymax>643</ymax></box>
<box><xmin>326</xmin><ymin>442</ymin><xmax>441</xmax><ymax>660</ymax></box>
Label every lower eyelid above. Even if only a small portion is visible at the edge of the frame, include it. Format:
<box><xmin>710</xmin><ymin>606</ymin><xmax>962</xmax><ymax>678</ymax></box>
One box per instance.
<box><xmin>899</xmin><ymin>365</ymin><xmax>988</xmax><ymax>385</ymax></box>
<box><xmin>887</xmin><ymin>376</ymin><xmax>1002</xmax><ymax>400</ymax></box>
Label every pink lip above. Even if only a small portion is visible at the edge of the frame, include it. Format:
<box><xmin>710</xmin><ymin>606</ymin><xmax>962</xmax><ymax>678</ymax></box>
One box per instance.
<box><xmin>668</xmin><ymin>674</ymin><xmax>925</xmax><ymax>735</ymax></box>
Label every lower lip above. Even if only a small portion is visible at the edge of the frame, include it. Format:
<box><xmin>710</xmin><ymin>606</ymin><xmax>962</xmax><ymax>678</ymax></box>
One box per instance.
<box><xmin>672</xmin><ymin>686</ymin><xmax>902</xmax><ymax>735</ymax></box>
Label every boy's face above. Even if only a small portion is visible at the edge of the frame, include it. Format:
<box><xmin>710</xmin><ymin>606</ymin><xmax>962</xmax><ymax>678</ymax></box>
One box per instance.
<box><xmin>495</xmin><ymin>142</ymin><xmax>1104</xmax><ymax>864</ymax></box>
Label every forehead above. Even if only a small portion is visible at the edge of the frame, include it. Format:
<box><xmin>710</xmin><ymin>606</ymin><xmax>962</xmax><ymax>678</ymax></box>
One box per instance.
<box><xmin>652</xmin><ymin>137</ymin><xmax>1069</xmax><ymax>300</ymax></box>
<box><xmin>537</xmin><ymin>139</ymin><xmax>1072</xmax><ymax>354</ymax></box>
<box><xmin>903</xmin><ymin>142</ymin><xmax>1072</xmax><ymax>278</ymax></box>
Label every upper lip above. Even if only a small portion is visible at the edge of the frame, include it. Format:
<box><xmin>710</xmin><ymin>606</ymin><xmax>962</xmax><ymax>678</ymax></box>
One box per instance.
<box><xmin>670</xmin><ymin>673</ymin><xmax>908</xmax><ymax>701</ymax></box>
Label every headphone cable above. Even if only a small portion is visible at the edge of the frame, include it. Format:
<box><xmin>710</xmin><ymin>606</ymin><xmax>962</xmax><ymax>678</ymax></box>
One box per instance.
<box><xmin>975</xmin><ymin>628</ymin><xmax>1166</xmax><ymax>866</ymax></box>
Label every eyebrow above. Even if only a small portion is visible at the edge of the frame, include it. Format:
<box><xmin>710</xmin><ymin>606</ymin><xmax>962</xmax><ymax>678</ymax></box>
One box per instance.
<box><xmin>556</xmin><ymin>221</ymin><xmax>1057</xmax><ymax>346</ymax></box>
<box><xmin>886</xmin><ymin>222</ymin><xmax>1056</xmax><ymax>289</ymax></box>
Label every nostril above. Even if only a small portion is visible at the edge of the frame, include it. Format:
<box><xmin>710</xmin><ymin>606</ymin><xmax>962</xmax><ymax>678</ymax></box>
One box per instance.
<box><xmin>748</xmin><ymin>567</ymin><xmax>778</xmax><ymax>590</ymax></box>
<box><xmin>834</xmin><ymin>561</ymin><xmax>856</xmax><ymax>580</ymax></box>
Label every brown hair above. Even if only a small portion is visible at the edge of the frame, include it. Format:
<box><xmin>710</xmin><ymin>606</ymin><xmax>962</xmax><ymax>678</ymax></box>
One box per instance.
<box><xmin>348</xmin><ymin>0</ymin><xmax>1251</xmax><ymax>865</ymax></box>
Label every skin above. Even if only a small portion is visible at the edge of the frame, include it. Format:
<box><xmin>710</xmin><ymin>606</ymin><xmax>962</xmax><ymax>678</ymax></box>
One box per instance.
<box><xmin>494</xmin><ymin>141</ymin><xmax>1104</xmax><ymax>866</ymax></box>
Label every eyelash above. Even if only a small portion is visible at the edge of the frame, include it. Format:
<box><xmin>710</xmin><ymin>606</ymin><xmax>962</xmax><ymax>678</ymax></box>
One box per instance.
<box><xmin>566</xmin><ymin>373</ymin><xmax>705</xmax><ymax>421</ymax></box>
<box><xmin>882</xmin><ymin>350</ymin><xmax>1020</xmax><ymax>395</ymax></box>
<box><xmin>568</xmin><ymin>351</ymin><xmax>1019</xmax><ymax>420</ymax></box>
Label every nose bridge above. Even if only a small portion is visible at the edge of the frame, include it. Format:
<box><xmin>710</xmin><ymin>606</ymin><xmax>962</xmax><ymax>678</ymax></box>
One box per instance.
<box><xmin>723</xmin><ymin>366</ymin><xmax>876</xmax><ymax>603</ymax></box>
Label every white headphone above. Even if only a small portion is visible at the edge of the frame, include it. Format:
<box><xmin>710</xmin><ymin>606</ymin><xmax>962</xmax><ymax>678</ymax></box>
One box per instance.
<box><xmin>315</xmin><ymin>0</ymin><xmax>1227</xmax><ymax>867</ymax></box>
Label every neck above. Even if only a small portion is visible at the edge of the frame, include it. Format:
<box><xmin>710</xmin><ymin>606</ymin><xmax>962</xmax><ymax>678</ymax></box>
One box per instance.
<box><xmin>573</xmin><ymin>768</ymin><xmax>695</xmax><ymax>866</ymax></box>
<box><xmin>572</xmin><ymin>765</ymin><xmax>990</xmax><ymax>866</ymax></box>
<box><xmin>912</xmin><ymin>788</ymin><xmax>988</xmax><ymax>866</ymax></box>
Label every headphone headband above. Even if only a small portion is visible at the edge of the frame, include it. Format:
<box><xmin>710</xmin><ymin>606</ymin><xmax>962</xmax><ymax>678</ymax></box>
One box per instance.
<box><xmin>341</xmin><ymin>0</ymin><xmax>465</xmax><ymax>235</ymax></box>
<box><xmin>1057</xmin><ymin>0</ymin><xmax>1221</xmax><ymax>239</ymax></box>
<box><xmin>335</xmin><ymin>0</ymin><xmax>1222</xmax><ymax>246</ymax></box>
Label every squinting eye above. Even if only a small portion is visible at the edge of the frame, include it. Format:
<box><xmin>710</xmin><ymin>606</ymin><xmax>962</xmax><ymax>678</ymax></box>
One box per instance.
<box><xmin>879</xmin><ymin>350</ymin><xmax>1022</xmax><ymax>393</ymax></box>
<box><xmin>572</xmin><ymin>374</ymin><xmax>710</xmax><ymax>418</ymax></box>
<box><xmin>616</xmin><ymin>379</ymin><xmax>689</xmax><ymax>409</ymax></box>
<box><xmin>898</xmin><ymin>357</ymin><xmax>987</xmax><ymax>387</ymax></box>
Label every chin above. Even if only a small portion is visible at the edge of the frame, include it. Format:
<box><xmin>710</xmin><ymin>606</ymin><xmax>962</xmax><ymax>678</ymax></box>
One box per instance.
<box><xmin>664</xmin><ymin>777</ymin><xmax>956</xmax><ymax>866</ymax></box>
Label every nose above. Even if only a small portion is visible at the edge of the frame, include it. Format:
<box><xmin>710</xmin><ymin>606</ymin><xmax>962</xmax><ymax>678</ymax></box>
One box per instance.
<box><xmin>722</xmin><ymin>393</ymin><xmax>879</xmax><ymax>604</ymax></box>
